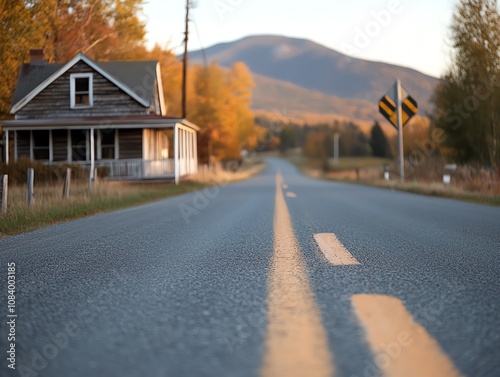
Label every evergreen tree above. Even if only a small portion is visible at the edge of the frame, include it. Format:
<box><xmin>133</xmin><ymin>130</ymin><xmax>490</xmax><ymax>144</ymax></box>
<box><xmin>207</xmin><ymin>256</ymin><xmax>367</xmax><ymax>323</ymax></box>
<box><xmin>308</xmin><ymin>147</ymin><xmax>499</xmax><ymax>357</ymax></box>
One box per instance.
<box><xmin>370</xmin><ymin>122</ymin><xmax>392</xmax><ymax>158</ymax></box>
<box><xmin>279</xmin><ymin>125</ymin><xmax>297</xmax><ymax>152</ymax></box>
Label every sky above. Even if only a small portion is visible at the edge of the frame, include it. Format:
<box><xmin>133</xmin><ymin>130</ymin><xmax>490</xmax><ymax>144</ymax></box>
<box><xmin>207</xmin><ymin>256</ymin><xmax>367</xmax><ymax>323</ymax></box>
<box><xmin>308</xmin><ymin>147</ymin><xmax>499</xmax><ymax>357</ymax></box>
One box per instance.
<box><xmin>142</xmin><ymin>0</ymin><xmax>455</xmax><ymax>78</ymax></box>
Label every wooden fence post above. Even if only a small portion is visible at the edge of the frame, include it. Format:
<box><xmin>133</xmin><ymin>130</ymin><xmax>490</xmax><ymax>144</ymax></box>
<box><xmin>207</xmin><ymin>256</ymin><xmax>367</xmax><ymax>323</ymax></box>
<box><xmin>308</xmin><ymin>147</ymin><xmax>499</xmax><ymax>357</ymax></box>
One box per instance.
<box><xmin>27</xmin><ymin>168</ymin><xmax>34</xmax><ymax>209</ymax></box>
<box><xmin>87</xmin><ymin>168</ymin><xmax>93</xmax><ymax>194</ymax></box>
<box><xmin>62</xmin><ymin>168</ymin><xmax>71</xmax><ymax>200</ymax></box>
<box><xmin>1</xmin><ymin>174</ymin><xmax>7</xmax><ymax>213</ymax></box>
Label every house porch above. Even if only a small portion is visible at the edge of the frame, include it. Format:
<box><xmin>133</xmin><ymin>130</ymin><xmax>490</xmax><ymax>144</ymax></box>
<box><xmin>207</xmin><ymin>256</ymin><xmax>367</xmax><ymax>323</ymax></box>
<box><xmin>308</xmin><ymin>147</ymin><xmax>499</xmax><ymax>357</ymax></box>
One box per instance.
<box><xmin>2</xmin><ymin>117</ymin><xmax>199</xmax><ymax>183</ymax></box>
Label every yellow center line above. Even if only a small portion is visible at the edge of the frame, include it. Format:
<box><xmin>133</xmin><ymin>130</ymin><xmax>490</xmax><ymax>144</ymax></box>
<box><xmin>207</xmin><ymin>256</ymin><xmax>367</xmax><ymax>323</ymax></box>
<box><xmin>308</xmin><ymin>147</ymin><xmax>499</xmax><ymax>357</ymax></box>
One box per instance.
<box><xmin>261</xmin><ymin>173</ymin><xmax>334</xmax><ymax>377</ymax></box>
<box><xmin>313</xmin><ymin>233</ymin><xmax>361</xmax><ymax>265</ymax></box>
<box><xmin>352</xmin><ymin>294</ymin><xmax>463</xmax><ymax>377</ymax></box>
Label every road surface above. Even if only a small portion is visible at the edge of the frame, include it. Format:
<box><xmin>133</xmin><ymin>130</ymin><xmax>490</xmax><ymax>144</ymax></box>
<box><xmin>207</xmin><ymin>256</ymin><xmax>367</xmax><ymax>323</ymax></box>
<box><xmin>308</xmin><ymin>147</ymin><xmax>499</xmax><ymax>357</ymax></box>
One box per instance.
<box><xmin>1</xmin><ymin>158</ymin><xmax>499</xmax><ymax>377</ymax></box>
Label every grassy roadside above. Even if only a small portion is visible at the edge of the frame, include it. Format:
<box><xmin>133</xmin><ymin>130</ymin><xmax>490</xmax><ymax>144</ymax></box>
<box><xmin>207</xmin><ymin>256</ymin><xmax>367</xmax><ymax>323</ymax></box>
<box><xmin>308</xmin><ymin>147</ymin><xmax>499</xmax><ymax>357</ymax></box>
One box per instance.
<box><xmin>283</xmin><ymin>153</ymin><xmax>500</xmax><ymax>207</ymax></box>
<box><xmin>0</xmin><ymin>162</ymin><xmax>266</xmax><ymax>238</ymax></box>
<box><xmin>0</xmin><ymin>182</ymin><xmax>205</xmax><ymax>238</ymax></box>
<box><xmin>334</xmin><ymin>178</ymin><xmax>500</xmax><ymax>206</ymax></box>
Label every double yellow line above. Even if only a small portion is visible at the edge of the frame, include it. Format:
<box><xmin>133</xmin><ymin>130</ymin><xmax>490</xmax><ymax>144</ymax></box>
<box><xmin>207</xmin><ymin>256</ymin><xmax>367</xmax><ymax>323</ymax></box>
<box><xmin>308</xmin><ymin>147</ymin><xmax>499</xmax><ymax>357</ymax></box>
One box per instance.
<box><xmin>262</xmin><ymin>172</ymin><xmax>333</xmax><ymax>377</ymax></box>
<box><xmin>261</xmin><ymin>173</ymin><xmax>463</xmax><ymax>377</ymax></box>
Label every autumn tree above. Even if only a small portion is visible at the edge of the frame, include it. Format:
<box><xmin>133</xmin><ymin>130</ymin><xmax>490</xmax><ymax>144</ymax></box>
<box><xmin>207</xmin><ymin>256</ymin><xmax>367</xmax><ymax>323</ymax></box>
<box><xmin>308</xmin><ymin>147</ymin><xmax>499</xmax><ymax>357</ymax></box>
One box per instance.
<box><xmin>228</xmin><ymin>62</ymin><xmax>258</xmax><ymax>150</ymax></box>
<box><xmin>109</xmin><ymin>0</ymin><xmax>147</xmax><ymax>59</ymax></box>
<box><xmin>0</xmin><ymin>0</ymin><xmax>38</xmax><ymax>117</ymax></box>
<box><xmin>303</xmin><ymin>129</ymin><xmax>331</xmax><ymax>171</ymax></box>
<box><xmin>33</xmin><ymin>0</ymin><xmax>147</xmax><ymax>62</ymax></box>
<box><xmin>432</xmin><ymin>0</ymin><xmax>500</xmax><ymax>168</ymax></box>
<box><xmin>303</xmin><ymin>131</ymin><xmax>327</xmax><ymax>160</ymax></box>
<box><xmin>188</xmin><ymin>62</ymin><xmax>258</xmax><ymax>163</ymax></box>
<box><xmin>147</xmin><ymin>45</ymin><xmax>183</xmax><ymax>117</ymax></box>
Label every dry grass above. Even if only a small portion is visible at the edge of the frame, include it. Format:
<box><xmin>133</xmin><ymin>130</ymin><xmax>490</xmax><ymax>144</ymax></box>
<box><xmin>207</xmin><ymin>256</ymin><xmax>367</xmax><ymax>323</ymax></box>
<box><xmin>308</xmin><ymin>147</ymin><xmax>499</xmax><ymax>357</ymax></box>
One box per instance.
<box><xmin>0</xmin><ymin>180</ymin><xmax>205</xmax><ymax>238</ymax></box>
<box><xmin>366</xmin><ymin>179</ymin><xmax>500</xmax><ymax>206</ymax></box>
<box><xmin>188</xmin><ymin>161</ymin><xmax>267</xmax><ymax>184</ymax></box>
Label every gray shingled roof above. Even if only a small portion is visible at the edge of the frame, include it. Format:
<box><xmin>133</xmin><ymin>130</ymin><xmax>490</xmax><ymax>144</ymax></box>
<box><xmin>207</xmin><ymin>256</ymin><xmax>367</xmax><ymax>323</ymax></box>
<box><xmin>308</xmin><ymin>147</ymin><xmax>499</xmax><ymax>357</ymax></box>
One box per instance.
<box><xmin>12</xmin><ymin>64</ymin><xmax>63</xmax><ymax>105</ymax></box>
<box><xmin>12</xmin><ymin>59</ymin><xmax>159</xmax><ymax>107</ymax></box>
<box><xmin>97</xmin><ymin>61</ymin><xmax>158</xmax><ymax>103</ymax></box>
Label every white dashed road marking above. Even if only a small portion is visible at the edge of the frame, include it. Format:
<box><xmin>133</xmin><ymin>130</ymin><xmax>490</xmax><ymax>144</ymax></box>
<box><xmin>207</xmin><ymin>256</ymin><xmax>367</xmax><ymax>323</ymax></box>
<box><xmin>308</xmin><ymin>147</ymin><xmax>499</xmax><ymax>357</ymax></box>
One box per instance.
<box><xmin>313</xmin><ymin>233</ymin><xmax>360</xmax><ymax>265</ymax></box>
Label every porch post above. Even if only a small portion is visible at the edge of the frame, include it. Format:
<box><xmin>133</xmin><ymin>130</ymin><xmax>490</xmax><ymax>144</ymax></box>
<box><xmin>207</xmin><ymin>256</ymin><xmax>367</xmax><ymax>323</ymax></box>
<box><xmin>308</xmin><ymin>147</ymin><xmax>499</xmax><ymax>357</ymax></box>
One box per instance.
<box><xmin>174</xmin><ymin>124</ymin><xmax>179</xmax><ymax>184</ymax></box>
<box><xmin>188</xmin><ymin>130</ymin><xmax>193</xmax><ymax>173</ymax></box>
<box><xmin>49</xmin><ymin>129</ymin><xmax>53</xmax><ymax>162</ymax></box>
<box><xmin>90</xmin><ymin>127</ymin><xmax>95</xmax><ymax>181</ymax></box>
<box><xmin>67</xmin><ymin>130</ymin><xmax>71</xmax><ymax>162</ymax></box>
<box><xmin>192</xmin><ymin>130</ymin><xmax>196</xmax><ymax>173</ymax></box>
<box><xmin>29</xmin><ymin>130</ymin><xmax>33</xmax><ymax>160</ymax></box>
<box><xmin>115</xmin><ymin>129</ymin><xmax>119</xmax><ymax>159</ymax></box>
<box><xmin>13</xmin><ymin>131</ymin><xmax>17</xmax><ymax>161</ymax></box>
<box><xmin>96</xmin><ymin>129</ymin><xmax>101</xmax><ymax>160</ymax></box>
<box><xmin>194</xmin><ymin>129</ymin><xmax>198</xmax><ymax>173</ymax></box>
<box><xmin>5</xmin><ymin>130</ymin><xmax>9</xmax><ymax>164</ymax></box>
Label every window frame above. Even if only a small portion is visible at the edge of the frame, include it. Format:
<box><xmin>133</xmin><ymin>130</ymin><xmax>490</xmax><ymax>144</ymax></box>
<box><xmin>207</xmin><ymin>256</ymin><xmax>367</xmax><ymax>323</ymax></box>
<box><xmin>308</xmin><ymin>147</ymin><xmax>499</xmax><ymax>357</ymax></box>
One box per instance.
<box><xmin>99</xmin><ymin>129</ymin><xmax>117</xmax><ymax>160</ymax></box>
<box><xmin>70</xmin><ymin>73</ymin><xmax>93</xmax><ymax>109</ymax></box>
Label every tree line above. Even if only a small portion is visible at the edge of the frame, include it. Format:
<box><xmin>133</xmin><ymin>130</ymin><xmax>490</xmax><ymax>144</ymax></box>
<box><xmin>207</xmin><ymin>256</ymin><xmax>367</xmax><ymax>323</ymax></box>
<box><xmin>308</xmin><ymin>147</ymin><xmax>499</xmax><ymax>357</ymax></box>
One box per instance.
<box><xmin>0</xmin><ymin>0</ymin><xmax>258</xmax><ymax>163</ymax></box>
<box><xmin>432</xmin><ymin>0</ymin><xmax>500</xmax><ymax>169</ymax></box>
<box><xmin>256</xmin><ymin>117</ymin><xmax>394</xmax><ymax>159</ymax></box>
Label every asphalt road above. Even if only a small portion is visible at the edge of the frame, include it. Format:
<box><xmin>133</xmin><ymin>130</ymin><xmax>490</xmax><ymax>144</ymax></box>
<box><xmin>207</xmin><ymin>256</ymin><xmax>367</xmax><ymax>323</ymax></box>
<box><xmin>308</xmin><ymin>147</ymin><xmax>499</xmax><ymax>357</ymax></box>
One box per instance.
<box><xmin>1</xmin><ymin>158</ymin><xmax>499</xmax><ymax>377</ymax></box>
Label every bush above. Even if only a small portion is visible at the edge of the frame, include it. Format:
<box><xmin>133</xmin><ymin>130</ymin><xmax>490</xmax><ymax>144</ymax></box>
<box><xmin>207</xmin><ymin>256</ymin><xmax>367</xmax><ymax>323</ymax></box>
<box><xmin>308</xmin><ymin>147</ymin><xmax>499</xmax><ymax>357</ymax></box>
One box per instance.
<box><xmin>0</xmin><ymin>157</ymin><xmax>90</xmax><ymax>185</ymax></box>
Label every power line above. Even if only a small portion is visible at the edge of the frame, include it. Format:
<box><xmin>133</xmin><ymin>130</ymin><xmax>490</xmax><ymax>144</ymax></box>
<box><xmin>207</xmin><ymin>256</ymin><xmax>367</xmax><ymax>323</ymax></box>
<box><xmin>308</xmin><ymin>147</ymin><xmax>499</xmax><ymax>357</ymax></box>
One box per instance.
<box><xmin>191</xmin><ymin>15</ymin><xmax>207</xmax><ymax>68</ymax></box>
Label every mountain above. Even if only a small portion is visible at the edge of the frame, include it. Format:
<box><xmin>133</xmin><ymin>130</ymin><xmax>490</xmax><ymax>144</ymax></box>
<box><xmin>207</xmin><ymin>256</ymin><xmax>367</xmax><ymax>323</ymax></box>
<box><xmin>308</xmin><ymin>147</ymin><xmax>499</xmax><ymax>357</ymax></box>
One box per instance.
<box><xmin>188</xmin><ymin>35</ymin><xmax>439</xmax><ymax>123</ymax></box>
<box><xmin>251</xmin><ymin>73</ymin><xmax>378</xmax><ymax>120</ymax></box>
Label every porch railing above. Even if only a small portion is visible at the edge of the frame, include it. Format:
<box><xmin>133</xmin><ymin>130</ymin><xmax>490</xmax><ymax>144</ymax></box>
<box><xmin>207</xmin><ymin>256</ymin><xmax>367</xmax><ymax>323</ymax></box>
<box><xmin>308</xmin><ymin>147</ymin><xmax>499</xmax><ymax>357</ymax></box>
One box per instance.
<box><xmin>82</xmin><ymin>159</ymin><xmax>175</xmax><ymax>179</ymax></box>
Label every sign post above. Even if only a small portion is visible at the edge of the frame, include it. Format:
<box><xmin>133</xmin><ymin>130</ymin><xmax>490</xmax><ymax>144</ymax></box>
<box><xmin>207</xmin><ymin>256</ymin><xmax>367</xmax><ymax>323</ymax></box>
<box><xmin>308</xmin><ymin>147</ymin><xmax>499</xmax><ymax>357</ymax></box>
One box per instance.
<box><xmin>396</xmin><ymin>80</ymin><xmax>404</xmax><ymax>181</ymax></box>
<box><xmin>378</xmin><ymin>80</ymin><xmax>418</xmax><ymax>182</ymax></box>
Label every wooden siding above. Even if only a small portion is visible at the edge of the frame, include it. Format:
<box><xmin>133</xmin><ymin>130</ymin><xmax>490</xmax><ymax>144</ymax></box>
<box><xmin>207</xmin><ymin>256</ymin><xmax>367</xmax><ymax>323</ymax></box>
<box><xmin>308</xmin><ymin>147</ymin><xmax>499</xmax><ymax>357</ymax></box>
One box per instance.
<box><xmin>119</xmin><ymin>129</ymin><xmax>142</xmax><ymax>159</ymax></box>
<box><xmin>16</xmin><ymin>61</ymin><xmax>149</xmax><ymax>119</ymax></box>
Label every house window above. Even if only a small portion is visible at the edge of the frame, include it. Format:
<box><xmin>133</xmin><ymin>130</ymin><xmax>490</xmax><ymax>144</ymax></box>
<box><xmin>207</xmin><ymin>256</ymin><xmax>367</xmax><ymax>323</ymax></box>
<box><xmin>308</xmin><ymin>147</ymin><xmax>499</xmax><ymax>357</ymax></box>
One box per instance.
<box><xmin>100</xmin><ymin>130</ymin><xmax>115</xmax><ymax>159</ymax></box>
<box><xmin>33</xmin><ymin>130</ymin><xmax>50</xmax><ymax>161</ymax></box>
<box><xmin>70</xmin><ymin>73</ymin><xmax>93</xmax><ymax>108</ymax></box>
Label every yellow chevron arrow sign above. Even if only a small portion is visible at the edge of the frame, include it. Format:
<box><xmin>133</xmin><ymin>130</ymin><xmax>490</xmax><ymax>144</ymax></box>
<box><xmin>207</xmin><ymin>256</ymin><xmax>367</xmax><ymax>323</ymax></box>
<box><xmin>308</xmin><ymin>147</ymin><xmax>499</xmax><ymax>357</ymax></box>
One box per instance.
<box><xmin>379</xmin><ymin>94</ymin><xmax>418</xmax><ymax>128</ymax></box>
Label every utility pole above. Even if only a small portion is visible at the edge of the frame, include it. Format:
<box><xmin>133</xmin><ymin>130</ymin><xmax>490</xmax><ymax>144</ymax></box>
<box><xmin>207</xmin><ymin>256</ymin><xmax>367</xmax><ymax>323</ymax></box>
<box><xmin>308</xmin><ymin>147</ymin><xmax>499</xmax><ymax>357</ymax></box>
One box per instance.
<box><xmin>333</xmin><ymin>133</ymin><xmax>340</xmax><ymax>165</ymax></box>
<box><xmin>182</xmin><ymin>0</ymin><xmax>190</xmax><ymax>119</ymax></box>
<box><xmin>396</xmin><ymin>79</ymin><xmax>405</xmax><ymax>181</ymax></box>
